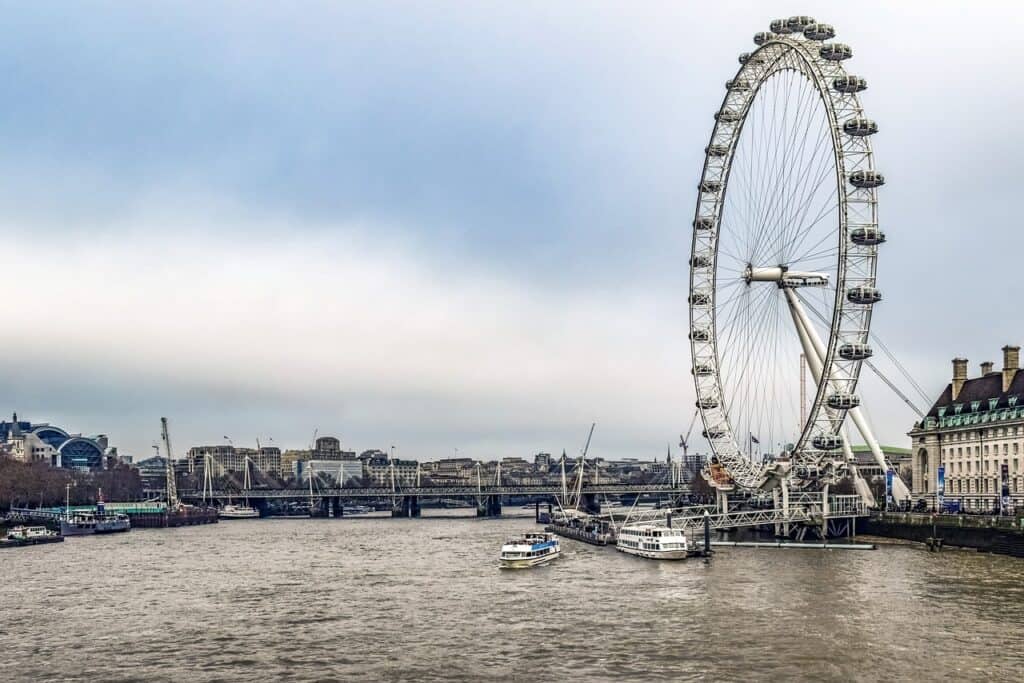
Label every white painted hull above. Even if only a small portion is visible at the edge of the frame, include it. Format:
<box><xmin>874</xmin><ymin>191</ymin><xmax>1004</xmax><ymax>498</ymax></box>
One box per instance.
<box><xmin>615</xmin><ymin>545</ymin><xmax>689</xmax><ymax>560</ymax></box>
<box><xmin>500</xmin><ymin>548</ymin><xmax>560</xmax><ymax>569</ymax></box>
<box><xmin>219</xmin><ymin>507</ymin><xmax>259</xmax><ymax>519</ymax></box>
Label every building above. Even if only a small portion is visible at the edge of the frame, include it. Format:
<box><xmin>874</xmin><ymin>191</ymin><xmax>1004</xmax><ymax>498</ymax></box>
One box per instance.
<box><xmin>280</xmin><ymin>449</ymin><xmax>311</xmax><ymax>479</ymax></box>
<box><xmin>294</xmin><ymin>459</ymin><xmax>362</xmax><ymax>485</ymax></box>
<box><xmin>850</xmin><ymin>445</ymin><xmax>911</xmax><ymax>480</ymax></box>
<box><xmin>360</xmin><ymin>450</ymin><xmax>419</xmax><ymax>486</ymax></box>
<box><xmin>186</xmin><ymin>444</ymin><xmax>281</xmax><ymax>478</ymax></box>
<box><xmin>909</xmin><ymin>346</ymin><xmax>1024</xmax><ymax>510</ymax></box>
<box><xmin>312</xmin><ymin>436</ymin><xmax>356</xmax><ymax>460</ymax></box>
<box><xmin>135</xmin><ymin>455</ymin><xmax>170</xmax><ymax>497</ymax></box>
<box><xmin>0</xmin><ymin>413</ymin><xmax>110</xmax><ymax>471</ymax></box>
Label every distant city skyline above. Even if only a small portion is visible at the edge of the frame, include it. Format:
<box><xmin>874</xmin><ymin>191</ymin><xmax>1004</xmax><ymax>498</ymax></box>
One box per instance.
<box><xmin>2</xmin><ymin>3</ymin><xmax>1022</xmax><ymax>460</ymax></box>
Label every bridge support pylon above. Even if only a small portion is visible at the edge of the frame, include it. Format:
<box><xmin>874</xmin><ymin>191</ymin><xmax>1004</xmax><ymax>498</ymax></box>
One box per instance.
<box><xmin>580</xmin><ymin>493</ymin><xmax>601</xmax><ymax>515</ymax></box>
<box><xmin>391</xmin><ymin>495</ymin><xmax>421</xmax><ymax>518</ymax></box>
<box><xmin>476</xmin><ymin>495</ymin><xmax>502</xmax><ymax>517</ymax></box>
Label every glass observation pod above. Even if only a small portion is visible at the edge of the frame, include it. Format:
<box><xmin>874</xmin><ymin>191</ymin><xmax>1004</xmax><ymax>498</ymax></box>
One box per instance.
<box><xmin>699</xmin><ymin>180</ymin><xmax>723</xmax><ymax>193</ymax></box>
<box><xmin>738</xmin><ymin>52</ymin><xmax>766</xmax><ymax>66</ymax></box>
<box><xmin>843</xmin><ymin>119</ymin><xmax>878</xmax><ymax>137</ymax></box>
<box><xmin>820</xmin><ymin>43</ymin><xmax>853</xmax><ymax>61</ymax></box>
<box><xmin>726</xmin><ymin>78</ymin><xmax>751</xmax><ymax>91</ymax></box>
<box><xmin>693</xmin><ymin>363</ymin><xmax>715</xmax><ymax>376</ymax></box>
<box><xmin>846</xmin><ymin>286</ymin><xmax>883</xmax><ymax>305</ymax></box>
<box><xmin>705</xmin><ymin>144</ymin><xmax>729</xmax><ymax>157</ymax></box>
<box><xmin>803</xmin><ymin>23</ymin><xmax>835</xmax><ymax>41</ymax></box>
<box><xmin>714</xmin><ymin>110</ymin><xmax>742</xmax><ymax>123</ymax></box>
<box><xmin>753</xmin><ymin>31</ymin><xmax>776</xmax><ymax>46</ymax></box>
<box><xmin>833</xmin><ymin>75</ymin><xmax>868</xmax><ymax>93</ymax></box>
<box><xmin>689</xmin><ymin>328</ymin><xmax>711</xmax><ymax>342</ymax></box>
<box><xmin>698</xmin><ymin>397</ymin><xmax>720</xmax><ymax>410</ymax></box>
<box><xmin>827</xmin><ymin>393</ymin><xmax>861</xmax><ymax>410</ymax></box>
<box><xmin>690</xmin><ymin>254</ymin><xmax>712</xmax><ymax>268</ymax></box>
<box><xmin>769</xmin><ymin>18</ymin><xmax>793</xmax><ymax>34</ymax></box>
<box><xmin>689</xmin><ymin>292</ymin><xmax>711</xmax><ymax>306</ymax></box>
<box><xmin>693</xmin><ymin>217</ymin><xmax>715</xmax><ymax>231</ymax></box>
<box><xmin>850</xmin><ymin>226</ymin><xmax>886</xmax><ymax>245</ymax></box>
<box><xmin>812</xmin><ymin>434</ymin><xmax>844</xmax><ymax>451</ymax></box>
<box><xmin>849</xmin><ymin>170</ymin><xmax>885</xmax><ymax>188</ymax></box>
<box><xmin>839</xmin><ymin>343</ymin><xmax>874</xmax><ymax>361</ymax></box>
<box><xmin>787</xmin><ymin>15</ymin><xmax>816</xmax><ymax>31</ymax></box>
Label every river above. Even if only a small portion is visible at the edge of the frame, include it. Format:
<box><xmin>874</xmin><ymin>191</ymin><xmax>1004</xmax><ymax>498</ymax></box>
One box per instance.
<box><xmin>2</xmin><ymin>511</ymin><xmax>1022</xmax><ymax>681</ymax></box>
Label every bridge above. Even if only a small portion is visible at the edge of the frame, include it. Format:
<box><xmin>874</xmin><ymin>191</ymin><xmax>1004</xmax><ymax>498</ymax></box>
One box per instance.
<box><xmin>178</xmin><ymin>482</ymin><xmax>692</xmax><ymax>517</ymax></box>
<box><xmin>593</xmin><ymin>493</ymin><xmax>867</xmax><ymax>541</ymax></box>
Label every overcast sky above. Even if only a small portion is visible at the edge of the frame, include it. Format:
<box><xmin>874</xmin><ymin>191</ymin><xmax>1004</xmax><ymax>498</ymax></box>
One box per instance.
<box><xmin>1</xmin><ymin>2</ymin><xmax>1021</xmax><ymax>462</ymax></box>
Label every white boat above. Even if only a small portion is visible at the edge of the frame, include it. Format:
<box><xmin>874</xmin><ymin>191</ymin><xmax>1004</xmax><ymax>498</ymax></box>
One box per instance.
<box><xmin>615</xmin><ymin>523</ymin><xmax>691</xmax><ymax>560</ymax></box>
<box><xmin>6</xmin><ymin>525</ymin><xmax>59</xmax><ymax>541</ymax></box>
<box><xmin>500</xmin><ymin>532</ymin><xmax>561</xmax><ymax>569</ymax></box>
<box><xmin>219</xmin><ymin>504</ymin><xmax>260</xmax><ymax>519</ymax></box>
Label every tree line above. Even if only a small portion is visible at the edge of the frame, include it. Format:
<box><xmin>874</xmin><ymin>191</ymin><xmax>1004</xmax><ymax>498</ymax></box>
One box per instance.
<box><xmin>0</xmin><ymin>458</ymin><xmax>143</xmax><ymax>510</ymax></box>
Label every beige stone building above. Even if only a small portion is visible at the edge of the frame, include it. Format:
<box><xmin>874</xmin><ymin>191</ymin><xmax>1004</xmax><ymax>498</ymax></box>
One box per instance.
<box><xmin>909</xmin><ymin>345</ymin><xmax>1024</xmax><ymax>510</ymax></box>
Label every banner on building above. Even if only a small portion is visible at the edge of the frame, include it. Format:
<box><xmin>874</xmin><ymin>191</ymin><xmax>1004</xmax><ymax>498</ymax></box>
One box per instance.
<box><xmin>885</xmin><ymin>468</ymin><xmax>894</xmax><ymax>509</ymax></box>
<box><xmin>1001</xmin><ymin>463</ymin><xmax>1011</xmax><ymax>515</ymax></box>
<box><xmin>936</xmin><ymin>465</ymin><xmax>945</xmax><ymax>512</ymax></box>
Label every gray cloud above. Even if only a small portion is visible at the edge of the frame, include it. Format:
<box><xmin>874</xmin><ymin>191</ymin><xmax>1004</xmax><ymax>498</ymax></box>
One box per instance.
<box><xmin>1</xmin><ymin>2</ymin><xmax>1021</xmax><ymax>459</ymax></box>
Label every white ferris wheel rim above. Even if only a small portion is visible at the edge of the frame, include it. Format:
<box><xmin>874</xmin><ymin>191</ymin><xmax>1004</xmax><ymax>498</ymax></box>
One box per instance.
<box><xmin>688</xmin><ymin>17</ymin><xmax>883</xmax><ymax>490</ymax></box>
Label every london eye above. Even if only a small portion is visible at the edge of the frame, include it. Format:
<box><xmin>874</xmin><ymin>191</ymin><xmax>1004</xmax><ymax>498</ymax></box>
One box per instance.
<box><xmin>688</xmin><ymin>16</ymin><xmax>909</xmax><ymax>504</ymax></box>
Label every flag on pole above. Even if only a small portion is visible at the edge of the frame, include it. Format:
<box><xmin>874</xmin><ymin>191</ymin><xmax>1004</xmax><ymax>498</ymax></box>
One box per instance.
<box><xmin>750</xmin><ymin>434</ymin><xmax>760</xmax><ymax>445</ymax></box>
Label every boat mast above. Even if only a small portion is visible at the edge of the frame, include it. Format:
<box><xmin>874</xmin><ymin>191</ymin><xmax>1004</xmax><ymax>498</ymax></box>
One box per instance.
<box><xmin>160</xmin><ymin>417</ymin><xmax>179</xmax><ymax>510</ymax></box>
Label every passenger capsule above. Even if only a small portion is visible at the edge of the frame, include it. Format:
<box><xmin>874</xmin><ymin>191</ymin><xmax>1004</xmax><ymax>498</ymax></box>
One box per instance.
<box><xmin>846</xmin><ymin>286</ymin><xmax>882</xmax><ymax>305</ymax></box>
<box><xmin>753</xmin><ymin>31</ymin><xmax>776</xmax><ymax>46</ymax></box>
<box><xmin>693</xmin><ymin>217</ymin><xmax>715</xmax><ymax>231</ymax></box>
<box><xmin>833</xmin><ymin>75</ymin><xmax>867</xmax><ymax>93</ymax></box>
<box><xmin>738</xmin><ymin>52</ymin><xmax>765</xmax><ymax>65</ymax></box>
<box><xmin>820</xmin><ymin>43</ymin><xmax>853</xmax><ymax>61</ymax></box>
<box><xmin>849</xmin><ymin>170</ymin><xmax>885</xmax><ymax>189</ymax></box>
<box><xmin>714</xmin><ymin>110</ymin><xmax>742</xmax><ymax>123</ymax></box>
<box><xmin>697</xmin><ymin>397</ymin><xmax>720</xmax><ymax>410</ymax></box>
<box><xmin>812</xmin><ymin>434</ymin><xmax>843</xmax><ymax>451</ymax></box>
<box><xmin>843</xmin><ymin>118</ymin><xmax>878</xmax><ymax>137</ymax></box>
<box><xmin>787</xmin><ymin>15</ymin><xmax>815</xmax><ymax>31</ymax></box>
<box><xmin>702</xmin><ymin>429</ymin><xmax>725</xmax><ymax>440</ymax></box>
<box><xmin>827</xmin><ymin>393</ymin><xmax>861</xmax><ymax>410</ymax></box>
<box><xmin>689</xmin><ymin>328</ymin><xmax>711</xmax><ymax>342</ymax></box>
<box><xmin>839</xmin><ymin>343</ymin><xmax>873</xmax><ymax>361</ymax></box>
<box><xmin>769</xmin><ymin>19</ymin><xmax>793</xmax><ymax>35</ymax></box>
<box><xmin>692</xmin><ymin>363</ymin><xmax>715</xmax><ymax>376</ymax></box>
<box><xmin>689</xmin><ymin>292</ymin><xmax>711</xmax><ymax>306</ymax></box>
<box><xmin>726</xmin><ymin>78</ymin><xmax>751</xmax><ymax>91</ymax></box>
<box><xmin>803</xmin><ymin>23</ymin><xmax>835</xmax><ymax>41</ymax></box>
<box><xmin>850</xmin><ymin>226</ymin><xmax>886</xmax><ymax>245</ymax></box>
<box><xmin>690</xmin><ymin>254</ymin><xmax>712</xmax><ymax>268</ymax></box>
<box><xmin>705</xmin><ymin>144</ymin><xmax>729</xmax><ymax>157</ymax></box>
<box><xmin>699</xmin><ymin>180</ymin><xmax>723</xmax><ymax>193</ymax></box>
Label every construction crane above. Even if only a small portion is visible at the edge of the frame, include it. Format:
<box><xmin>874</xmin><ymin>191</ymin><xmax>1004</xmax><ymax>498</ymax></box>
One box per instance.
<box><xmin>160</xmin><ymin>417</ymin><xmax>179</xmax><ymax>510</ymax></box>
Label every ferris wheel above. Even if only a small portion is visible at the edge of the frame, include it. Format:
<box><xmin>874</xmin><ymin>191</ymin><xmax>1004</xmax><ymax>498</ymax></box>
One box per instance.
<box><xmin>688</xmin><ymin>16</ymin><xmax>909</xmax><ymax>502</ymax></box>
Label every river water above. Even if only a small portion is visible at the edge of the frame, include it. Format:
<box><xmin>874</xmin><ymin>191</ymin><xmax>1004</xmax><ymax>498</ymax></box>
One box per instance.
<box><xmin>2</xmin><ymin>510</ymin><xmax>1022</xmax><ymax>682</ymax></box>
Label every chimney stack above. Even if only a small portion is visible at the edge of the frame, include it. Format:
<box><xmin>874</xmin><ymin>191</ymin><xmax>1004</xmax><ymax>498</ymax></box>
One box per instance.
<box><xmin>952</xmin><ymin>357</ymin><xmax>968</xmax><ymax>401</ymax></box>
<box><xmin>1002</xmin><ymin>345</ymin><xmax>1020</xmax><ymax>393</ymax></box>
<box><xmin>981</xmin><ymin>361</ymin><xmax>994</xmax><ymax>376</ymax></box>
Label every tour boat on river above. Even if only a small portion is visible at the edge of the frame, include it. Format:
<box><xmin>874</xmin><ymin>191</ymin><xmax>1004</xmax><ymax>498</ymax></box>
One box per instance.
<box><xmin>219</xmin><ymin>503</ymin><xmax>260</xmax><ymax>519</ymax></box>
<box><xmin>615</xmin><ymin>523</ymin><xmax>691</xmax><ymax>560</ymax></box>
<box><xmin>2</xmin><ymin>525</ymin><xmax>64</xmax><ymax>548</ymax></box>
<box><xmin>499</xmin><ymin>532</ymin><xmax>561</xmax><ymax>568</ymax></box>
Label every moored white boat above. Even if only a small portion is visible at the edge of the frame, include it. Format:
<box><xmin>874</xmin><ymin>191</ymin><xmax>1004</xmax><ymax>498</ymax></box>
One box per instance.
<box><xmin>500</xmin><ymin>532</ymin><xmax>560</xmax><ymax>569</ymax></box>
<box><xmin>615</xmin><ymin>523</ymin><xmax>690</xmax><ymax>560</ymax></box>
<box><xmin>219</xmin><ymin>504</ymin><xmax>260</xmax><ymax>519</ymax></box>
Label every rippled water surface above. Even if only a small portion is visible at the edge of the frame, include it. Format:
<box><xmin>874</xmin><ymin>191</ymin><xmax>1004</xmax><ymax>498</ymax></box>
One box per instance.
<box><xmin>2</xmin><ymin>511</ymin><xmax>1023</xmax><ymax>681</ymax></box>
